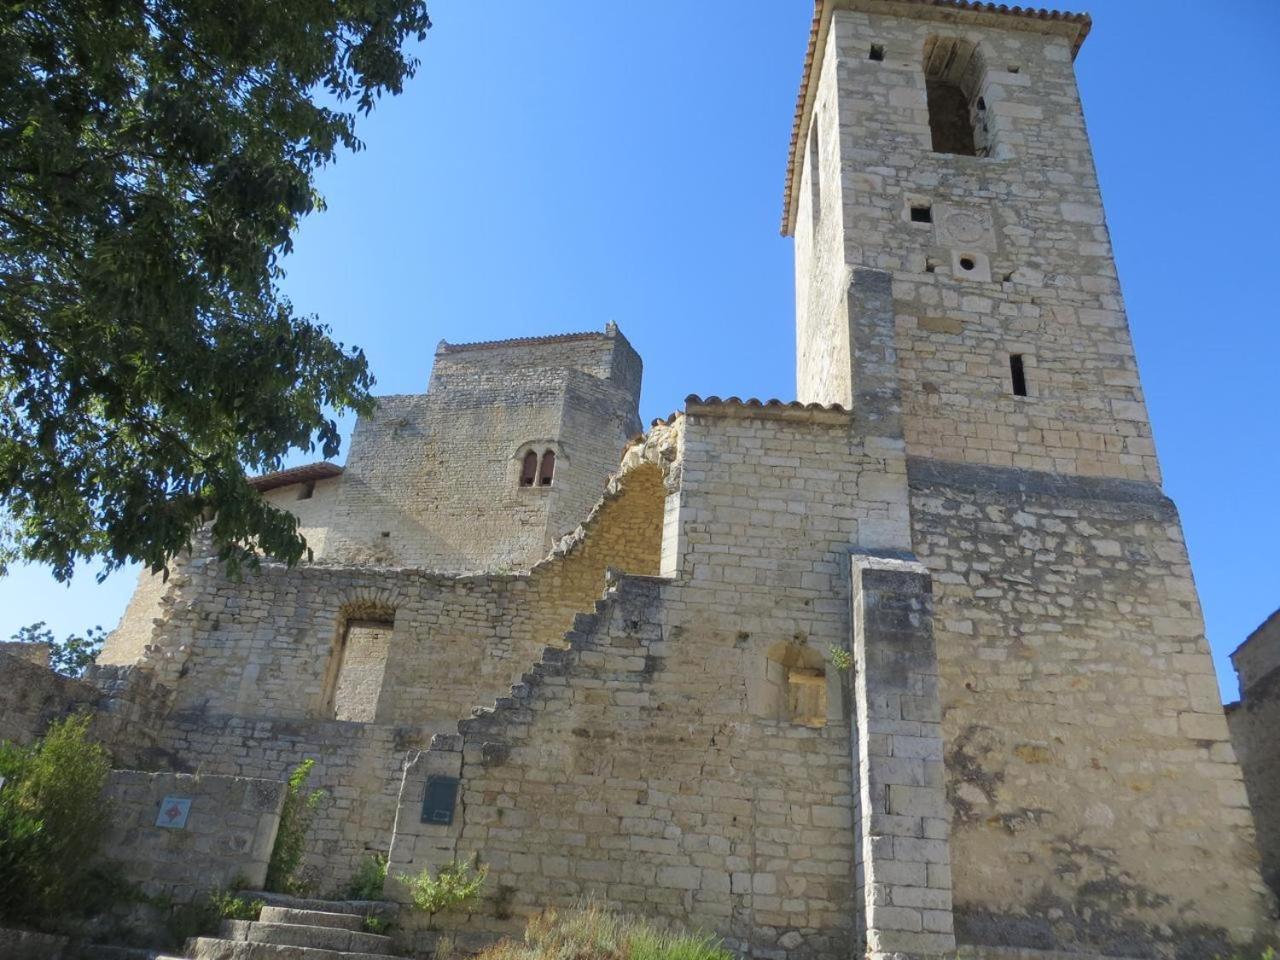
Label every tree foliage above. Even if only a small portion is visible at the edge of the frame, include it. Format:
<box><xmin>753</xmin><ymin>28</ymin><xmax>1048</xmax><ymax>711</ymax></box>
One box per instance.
<box><xmin>0</xmin><ymin>714</ymin><xmax>113</xmax><ymax>931</ymax></box>
<box><xmin>10</xmin><ymin>620</ymin><xmax>105</xmax><ymax>677</ymax></box>
<box><xmin>0</xmin><ymin>1</ymin><xmax>432</xmax><ymax>581</ymax></box>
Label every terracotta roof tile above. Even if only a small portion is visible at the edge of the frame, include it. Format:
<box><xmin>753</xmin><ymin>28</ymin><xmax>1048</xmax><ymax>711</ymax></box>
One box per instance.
<box><xmin>249</xmin><ymin>462</ymin><xmax>343</xmax><ymax>493</ymax></box>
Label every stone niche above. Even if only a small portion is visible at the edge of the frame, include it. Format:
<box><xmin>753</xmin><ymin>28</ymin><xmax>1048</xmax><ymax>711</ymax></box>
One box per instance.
<box><xmin>752</xmin><ymin>641</ymin><xmax>833</xmax><ymax>727</ymax></box>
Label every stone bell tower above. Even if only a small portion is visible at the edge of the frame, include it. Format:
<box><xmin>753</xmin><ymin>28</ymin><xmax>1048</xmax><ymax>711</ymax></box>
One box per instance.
<box><xmin>784</xmin><ymin>2</ymin><xmax>1276</xmax><ymax>958</ymax></box>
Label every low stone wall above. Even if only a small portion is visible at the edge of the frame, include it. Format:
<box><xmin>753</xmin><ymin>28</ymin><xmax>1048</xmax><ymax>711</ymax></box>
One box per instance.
<box><xmin>101</xmin><ymin>770</ymin><xmax>286</xmax><ymax>902</ymax></box>
<box><xmin>0</xmin><ymin>927</ymin><xmax>68</xmax><ymax>960</ymax></box>
<box><xmin>147</xmin><ymin>714</ymin><xmax>431</xmax><ymax>890</ymax></box>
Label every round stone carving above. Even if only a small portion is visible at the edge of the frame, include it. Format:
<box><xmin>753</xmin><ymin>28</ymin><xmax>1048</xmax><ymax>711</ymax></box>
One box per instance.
<box><xmin>941</xmin><ymin>210</ymin><xmax>988</xmax><ymax>244</ymax></box>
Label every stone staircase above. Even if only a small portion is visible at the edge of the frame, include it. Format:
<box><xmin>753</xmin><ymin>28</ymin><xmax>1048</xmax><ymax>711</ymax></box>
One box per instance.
<box><xmin>183</xmin><ymin>899</ymin><xmax>401</xmax><ymax>960</ymax></box>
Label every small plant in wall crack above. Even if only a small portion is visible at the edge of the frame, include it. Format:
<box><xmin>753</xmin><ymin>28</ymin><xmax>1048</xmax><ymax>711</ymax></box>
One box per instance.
<box><xmin>401</xmin><ymin>855</ymin><xmax>488</xmax><ymax>930</ymax></box>
<box><xmin>828</xmin><ymin>644</ymin><xmax>852</xmax><ymax>672</ymax></box>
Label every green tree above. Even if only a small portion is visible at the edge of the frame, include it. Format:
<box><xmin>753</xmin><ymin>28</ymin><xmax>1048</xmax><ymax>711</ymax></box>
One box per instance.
<box><xmin>0</xmin><ymin>1</ymin><xmax>432</xmax><ymax>582</ymax></box>
<box><xmin>10</xmin><ymin>621</ymin><xmax>105</xmax><ymax>677</ymax></box>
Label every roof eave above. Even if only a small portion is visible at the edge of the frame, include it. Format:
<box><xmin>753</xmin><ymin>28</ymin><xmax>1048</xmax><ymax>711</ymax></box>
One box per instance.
<box><xmin>781</xmin><ymin>0</ymin><xmax>1092</xmax><ymax>236</ymax></box>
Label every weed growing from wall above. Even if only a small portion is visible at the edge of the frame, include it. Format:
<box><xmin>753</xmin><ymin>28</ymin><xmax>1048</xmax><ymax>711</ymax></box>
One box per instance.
<box><xmin>265</xmin><ymin>759</ymin><xmax>327</xmax><ymax>894</ymax></box>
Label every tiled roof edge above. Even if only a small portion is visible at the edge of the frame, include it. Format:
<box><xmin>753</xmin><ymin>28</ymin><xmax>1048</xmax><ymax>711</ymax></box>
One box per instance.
<box><xmin>781</xmin><ymin>0</ymin><xmax>1092</xmax><ymax>236</ymax></box>
<box><xmin>249</xmin><ymin>462</ymin><xmax>343</xmax><ymax>493</ymax></box>
<box><xmin>437</xmin><ymin>323</ymin><xmax>625</xmax><ymax>355</ymax></box>
<box><xmin>684</xmin><ymin>394</ymin><xmax>851</xmax><ymax>424</ymax></box>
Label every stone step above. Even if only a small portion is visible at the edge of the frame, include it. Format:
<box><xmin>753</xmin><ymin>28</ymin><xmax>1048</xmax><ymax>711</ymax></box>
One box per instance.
<box><xmin>191</xmin><ymin>936</ymin><xmax>398</xmax><ymax>960</ymax></box>
<box><xmin>220</xmin><ymin>920</ymin><xmax>393</xmax><ymax>954</ymax></box>
<box><xmin>236</xmin><ymin>892</ymin><xmax>396</xmax><ymax>921</ymax></box>
<box><xmin>257</xmin><ymin>907</ymin><xmax>363</xmax><ymax>932</ymax></box>
<box><xmin>74</xmin><ymin>946</ymin><xmax>164</xmax><ymax>960</ymax></box>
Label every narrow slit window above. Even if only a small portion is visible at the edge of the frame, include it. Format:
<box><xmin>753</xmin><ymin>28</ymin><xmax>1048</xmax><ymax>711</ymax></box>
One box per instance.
<box><xmin>520</xmin><ymin>450</ymin><xmax>538</xmax><ymax>487</ymax></box>
<box><xmin>539</xmin><ymin>450</ymin><xmax>556</xmax><ymax>486</ymax></box>
<box><xmin>1010</xmin><ymin>354</ymin><xmax>1028</xmax><ymax>397</ymax></box>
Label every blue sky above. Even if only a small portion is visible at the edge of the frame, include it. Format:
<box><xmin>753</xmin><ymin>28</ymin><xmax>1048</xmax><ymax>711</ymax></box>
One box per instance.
<box><xmin>1</xmin><ymin>1</ymin><xmax>1276</xmax><ymax>699</ymax></box>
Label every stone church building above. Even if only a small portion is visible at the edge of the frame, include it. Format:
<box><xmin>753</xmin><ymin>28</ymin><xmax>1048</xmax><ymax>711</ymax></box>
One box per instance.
<box><xmin>6</xmin><ymin>2</ymin><xmax>1277</xmax><ymax>959</ymax></box>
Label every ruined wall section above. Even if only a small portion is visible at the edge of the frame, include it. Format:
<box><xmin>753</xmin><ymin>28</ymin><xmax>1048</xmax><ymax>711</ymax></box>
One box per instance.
<box><xmin>388</xmin><ymin>405</ymin><xmax>918</xmax><ymax>960</ymax></box>
<box><xmin>801</xmin><ymin>10</ymin><xmax>1159</xmax><ymax>483</ymax></box>
<box><xmin>909</xmin><ymin>459</ymin><xmax>1274</xmax><ymax>955</ymax></box>
<box><xmin>143</xmin><ymin>455</ymin><xmax>661</xmax><ymax>725</ymax></box>
<box><xmin>1229</xmin><ymin>611</ymin><xmax>1280</xmax><ymax>900</ymax></box>
<box><xmin>87</xmin><ymin>451</ymin><xmax>664</xmax><ymax>887</ymax></box>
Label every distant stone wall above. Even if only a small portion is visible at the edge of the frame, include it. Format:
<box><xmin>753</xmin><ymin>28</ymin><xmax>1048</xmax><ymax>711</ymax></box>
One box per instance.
<box><xmin>101</xmin><ymin>563</ymin><xmax>174</xmax><ymax>666</ymax></box>
<box><xmin>254</xmin><ymin>326</ymin><xmax>643</xmax><ymax>575</ymax></box>
<box><xmin>910</xmin><ymin>457</ymin><xmax>1272</xmax><ymax>956</ymax></box>
<box><xmin>101</xmin><ymin>770</ymin><xmax>285</xmax><ymax>901</ymax></box>
<box><xmin>1229</xmin><ymin>611</ymin><xmax>1280</xmax><ymax>900</ymax></box>
<box><xmin>0</xmin><ymin>652</ymin><xmax>100</xmax><ymax>745</ymax></box>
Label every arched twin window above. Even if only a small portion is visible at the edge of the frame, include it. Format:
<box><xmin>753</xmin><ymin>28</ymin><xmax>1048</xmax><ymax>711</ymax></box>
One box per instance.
<box><xmin>519</xmin><ymin>449</ymin><xmax>556</xmax><ymax>488</ymax></box>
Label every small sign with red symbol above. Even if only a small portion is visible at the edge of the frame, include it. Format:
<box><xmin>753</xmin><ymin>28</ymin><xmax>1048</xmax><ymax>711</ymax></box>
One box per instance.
<box><xmin>155</xmin><ymin>796</ymin><xmax>192</xmax><ymax>829</ymax></box>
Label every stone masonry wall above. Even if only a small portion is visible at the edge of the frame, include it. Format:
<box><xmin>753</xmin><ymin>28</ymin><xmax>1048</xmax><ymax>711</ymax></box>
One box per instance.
<box><xmin>249</xmin><ymin>327</ymin><xmax>643</xmax><ymax>575</ymax></box>
<box><xmin>909</xmin><ymin>457</ymin><xmax>1274</xmax><ymax>957</ymax></box>
<box><xmin>101</xmin><ymin>770</ymin><xmax>286</xmax><ymax>902</ymax></box>
<box><xmin>799</xmin><ymin>8</ymin><xmax>1160</xmax><ymax>484</ymax></box>
<box><xmin>1229</xmin><ymin>611</ymin><xmax>1280</xmax><ymax>899</ymax></box>
<box><xmin>97</xmin><ymin>455</ymin><xmax>663</xmax><ymax>888</ymax></box>
<box><xmin>388</xmin><ymin>404</ymin><xmax>918</xmax><ymax>960</ymax></box>
<box><xmin>147</xmin><ymin>715</ymin><xmax>420</xmax><ymax>888</ymax></box>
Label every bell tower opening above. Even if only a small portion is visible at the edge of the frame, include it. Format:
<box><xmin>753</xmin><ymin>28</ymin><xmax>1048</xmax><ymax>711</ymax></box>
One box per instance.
<box><xmin>924</xmin><ymin>37</ymin><xmax>990</xmax><ymax>157</ymax></box>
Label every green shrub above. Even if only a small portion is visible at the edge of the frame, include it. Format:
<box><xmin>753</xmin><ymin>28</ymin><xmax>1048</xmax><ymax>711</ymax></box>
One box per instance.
<box><xmin>0</xmin><ymin>714</ymin><xmax>112</xmax><ymax>932</ymax></box>
<box><xmin>210</xmin><ymin>888</ymin><xmax>264</xmax><ymax>921</ymax></box>
<box><xmin>346</xmin><ymin>852</ymin><xmax>388</xmax><ymax>900</ymax></box>
<box><xmin>401</xmin><ymin>857</ymin><xmax>487</xmax><ymax>928</ymax></box>
<box><xmin>265</xmin><ymin>759</ymin><xmax>327</xmax><ymax>894</ymax></box>
<box><xmin>362</xmin><ymin>914</ymin><xmax>391</xmax><ymax>935</ymax></box>
<box><xmin>469</xmin><ymin>902</ymin><xmax>733</xmax><ymax>960</ymax></box>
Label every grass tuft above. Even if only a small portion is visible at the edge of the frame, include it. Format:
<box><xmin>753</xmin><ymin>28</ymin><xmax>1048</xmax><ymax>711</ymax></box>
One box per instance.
<box><xmin>469</xmin><ymin>901</ymin><xmax>733</xmax><ymax>960</ymax></box>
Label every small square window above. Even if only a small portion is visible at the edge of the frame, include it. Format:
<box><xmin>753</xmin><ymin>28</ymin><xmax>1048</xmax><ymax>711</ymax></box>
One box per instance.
<box><xmin>910</xmin><ymin>205</ymin><xmax>932</xmax><ymax>224</ymax></box>
<box><xmin>869</xmin><ymin>44</ymin><xmax>885</xmax><ymax>62</ymax></box>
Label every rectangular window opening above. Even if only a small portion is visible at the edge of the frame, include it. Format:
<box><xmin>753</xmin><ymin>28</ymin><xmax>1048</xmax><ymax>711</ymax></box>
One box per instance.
<box><xmin>910</xmin><ymin>205</ymin><xmax>932</xmax><ymax>224</ymax></box>
<box><xmin>1010</xmin><ymin>354</ymin><xmax>1028</xmax><ymax>397</ymax></box>
<box><xmin>869</xmin><ymin>44</ymin><xmax>885</xmax><ymax>62</ymax></box>
<box><xmin>297</xmin><ymin>481</ymin><xmax>315</xmax><ymax>501</ymax></box>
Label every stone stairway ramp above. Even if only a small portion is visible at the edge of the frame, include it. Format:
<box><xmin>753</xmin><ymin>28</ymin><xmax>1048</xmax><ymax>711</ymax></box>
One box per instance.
<box><xmin>183</xmin><ymin>896</ymin><xmax>402</xmax><ymax>960</ymax></box>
